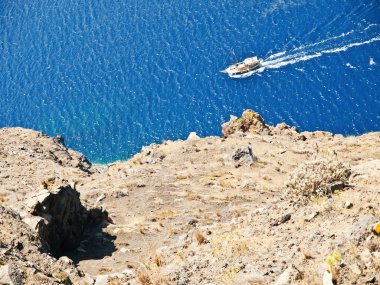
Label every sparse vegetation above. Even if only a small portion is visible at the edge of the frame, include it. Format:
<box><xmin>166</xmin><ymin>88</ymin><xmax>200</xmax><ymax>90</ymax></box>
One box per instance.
<box><xmin>153</xmin><ymin>254</ymin><xmax>163</xmax><ymax>267</ymax></box>
<box><xmin>195</xmin><ymin>231</ymin><xmax>206</xmax><ymax>245</ymax></box>
<box><xmin>185</xmin><ymin>192</ymin><xmax>201</xmax><ymax>200</ymax></box>
<box><xmin>211</xmin><ymin>231</ymin><xmax>250</xmax><ymax>258</ymax></box>
<box><xmin>98</xmin><ymin>267</ymin><xmax>112</xmax><ymax>274</ymax></box>
<box><xmin>1</xmin><ymin>113</ymin><xmax>379</xmax><ymax>284</ymax></box>
<box><xmin>137</xmin><ymin>269</ymin><xmax>152</xmax><ymax>285</ymax></box>
<box><xmin>136</xmin><ymin>263</ymin><xmax>169</xmax><ymax>285</ymax></box>
<box><xmin>285</xmin><ymin>156</ymin><xmax>351</xmax><ymax>200</ymax></box>
<box><xmin>156</xmin><ymin>209</ymin><xmax>176</xmax><ymax>219</ymax></box>
<box><xmin>325</xmin><ymin>251</ymin><xmax>342</xmax><ymax>282</ymax></box>
<box><xmin>139</xmin><ymin>224</ymin><xmax>147</xmax><ymax>234</ymax></box>
<box><xmin>303</xmin><ymin>249</ymin><xmax>313</xmax><ymax>260</ymax></box>
<box><xmin>53</xmin><ymin>270</ymin><xmax>69</xmax><ymax>282</ymax></box>
<box><xmin>220</xmin><ymin>266</ymin><xmax>239</xmax><ymax>284</ymax></box>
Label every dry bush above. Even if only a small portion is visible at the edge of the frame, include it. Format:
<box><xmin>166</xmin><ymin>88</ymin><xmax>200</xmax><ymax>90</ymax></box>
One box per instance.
<box><xmin>153</xmin><ymin>254</ymin><xmax>163</xmax><ymax>267</ymax></box>
<box><xmin>186</xmin><ymin>193</ymin><xmax>200</xmax><ymax>201</ymax></box>
<box><xmin>285</xmin><ymin>157</ymin><xmax>351</xmax><ymax>199</ymax></box>
<box><xmin>156</xmin><ymin>209</ymin><xmax>176</xmax><ymax>219</ymax></box>
<box><xmin>303</xmin><ymin>249</ymin><xmax>313</xmax><ymax>260</ymax></box>
<box><xmin>194</xmin><ymin>231</ymin><xmax>206</xmax><ymax>245</ymax></box>
<box><xmin>139</xmin><ymin>224</ymin><xmax>146</xmax><ymax>235</ymax></box>
<box><xmin>137</xmin><ymin>265</ymin><xmax>169</xmax><ymax>285</ymax></box>
<box><xmin>98</xmin><ymin>267</ymin><xmax>112</xmax><ymax>274</ymax></box>
<box><xmin>137</xmin><ymin>269</ymin><xmax>152</xmax><ymax>285</ymax></box>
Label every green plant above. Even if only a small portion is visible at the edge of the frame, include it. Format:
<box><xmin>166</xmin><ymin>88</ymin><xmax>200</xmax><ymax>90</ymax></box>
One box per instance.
<box><xmin>210</xmin><ymin>231</ymin><xmax>249</xmax><ymax>258</ymax></box>
<box><xmin>325</xmin><ymin>251</ymin><xmax>342</xmax><ymax>282</ymax></box>
<box><xmin>325</xmin><ymin>251</ymin><xmax>341</xmax><ymax>266</ymax></box>
<box><xmin>220</xmin><ymin>266</ymin><xmax>239</xmax><ymax>284</ymax></box>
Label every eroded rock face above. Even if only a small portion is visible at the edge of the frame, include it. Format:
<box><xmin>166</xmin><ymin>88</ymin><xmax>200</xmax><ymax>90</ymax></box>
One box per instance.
<box><xmin>138</xmin><ymin>144</ymin><xmax>166</xmax><ymax>164</ymax></box>
<box><xmin>0</xmin><ymin>262</ymin><xmax>23</xmax><ymax>285</ymax></box>
<box><xmin>0</xmin><ymin>206</ymin><xmax>84</xmax><ymax>284</ymax></box>
<box><xmin>241</xmin><ymin>109</ymin><xmax>270</xmax><ymax>134</ymax></box>
<box><xmin>222</xmin><ymin>109</ymin><xmax>308</xmax><ymax>141</ymax></box>
<box><xmin>222</xmin><ymin>110</ymin><xmax>270</xmax><ymax>137</ymax></box>
<box><xmin>24</xmin><ymin>178</ymin><xmax>86</xmax><ymax>256</ymax></box>
<box><xmin>0</xmin><ymin>128</ymin><xmax>92</xmax><ymax>206</ymax></box>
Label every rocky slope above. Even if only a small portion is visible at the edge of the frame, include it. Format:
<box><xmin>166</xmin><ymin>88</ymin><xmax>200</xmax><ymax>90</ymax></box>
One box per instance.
<box><xmin>0</xmin><ymin>110</ymin><xmax>379</xmax><ymax>285</ymax></box>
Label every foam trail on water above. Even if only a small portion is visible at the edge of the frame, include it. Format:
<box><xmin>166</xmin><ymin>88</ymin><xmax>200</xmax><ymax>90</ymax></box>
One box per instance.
<box><xmin>292</xmin><ymin>30</ymin><xmax>355</xmax><ymax>51</ymax></box>
<box><xmin>267</xmin><ymin>51</ymin><xmax>286</xmax><ymax>59</ymax></box>
<box><xmin>364</xmin><ymin>23</ymin><xmax>379</xmax><ymax>31</ymax></box>
<box><xmin>262</xmin><ymin>36</ymin><xmax>380</xmax><ymax>69</ymax></box>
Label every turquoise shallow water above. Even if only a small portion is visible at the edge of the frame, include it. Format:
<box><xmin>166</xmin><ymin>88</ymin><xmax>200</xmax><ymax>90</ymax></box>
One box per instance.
<box><xmin>0</xmin><ymin>0</ymin><xmax>379</xmax><ymax>163</ymax></box>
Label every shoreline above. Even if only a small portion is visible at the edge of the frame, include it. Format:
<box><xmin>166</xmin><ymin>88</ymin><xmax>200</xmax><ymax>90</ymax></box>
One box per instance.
<box><xmin>0</xmin><ymin>110</ymin><xmax>379</xmax><ymax>284</ymax></box>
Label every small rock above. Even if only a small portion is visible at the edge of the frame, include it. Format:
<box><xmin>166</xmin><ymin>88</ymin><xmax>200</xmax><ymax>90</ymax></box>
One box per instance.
<box><xmin>96</xmin><ymin>193</ymin><xmax>106</xmax><ymax>204</ymax></box>
<box><xmin>22</xmin><ymin>216</ymin><xmax>45</xmax><ymax>231</ymax></box>
<box><xmin>349</xmin><ymin>214</ymin><xmax>378</xmax><ymax>241</ymax></box>
<box><xmin>109</xmin><ymin>273</ymin><xmax>125</xmax><ymax>279</ymax></box>
<box><xmin>349</xmin><ymin>264</ymin><xmax>361</xmax><ymax>275</ymax></box>
<box><xmin>178</xmin><ymin>277</ymin><xmax>188</xmax><ymax>285</ymax></box>
<box><xmin>274</xmin><ymin>264</ymin><xmax>301</xmax><ymax>285</ymax></box>
<box><xmin>360</xmin><ymin>248</ymin><xmax>372</xmax><ymax>265</ymax></box>
<box><xmin>58</xmin><ymin>256</ymin><xmax>73</xmax><ymax>265</ymax></box>
<box><xmin>240</xmin><ymin>272</ymin><xmax>265</xmax><ymax>283</ymax></box>
<box><xmin>366</xmin><ymin>276</ymin><xmax>377</xmax><ymax>284</ymax></box>
<box><xmin>111</xmin><ymin>190</ymin><xmax>129</xmax><ymax>198</ymax></box>
<box><xmin>119</xmin><ymin>247</ymin><xmax>128</xmax><ymax>254</ymax></box>
<box><xmin>83</xmin><ymin>275</ymin><xmax>95</xmax><ymax>285</ymax></box>
<box><xmin>372</xmin><ymin>251</ymin><xmax>380</xmax><ymax>260</ymax></box>
<box><xmin>53</xmin><ymin>135</ymin><xmax>65</xmax><ymax>146</ymax></box>
<box><xmin>188</xmin><ymin>219</ymin><xmax>198</xmax><ymax>226</ymax></box>
<box><xmin>94</xmin><ymin>275</ymin><xmax>108</xmax><ymax>285</ymax></box>
<box><xmin>232</xmin><ymin>146</ymin><xmax>257</xmax><ymax>168</ymax></box>
<box><xmin>344</xmin><ymin>201</ymin><xmax>353</xmax><ymax>209</ymax></box>
<box><xmin>305</xmin><ymin>211</ymin><xmax>319</xmax><ymax>222</ymax></box>
<box><xmin>121</xmin><ymin>269</ymin><xmax>135</xmax><ymax>278</ymax></box>
<box><xmin>187</xmin><ymin>132</ymin><xmax>200</xmax><ymax>141</ymax></box>
<box><xmin>323</xmin><ymin>269</ymin><xmax>334</xmax><ymax>285</ymax></box>
<box><xmin>0</xmin><ymin>264</ymin><xmax>23</xmax><ymax>285</ymax></box>
<box><xmin>272</xmin><ymin>214</ymin><xmax>291</xmax><ymax>226</ymax></box>
<box><xmin>140</xmin><ymin>144</ymin><xmax>165</xmax><ymax>164</ymax></box>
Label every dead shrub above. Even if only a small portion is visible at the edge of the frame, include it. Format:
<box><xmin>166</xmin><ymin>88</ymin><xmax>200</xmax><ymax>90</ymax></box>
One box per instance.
<box><xmin>194</xmin><ymin>231</ymin><xmax>206</xmax><ymax>245</ymax></box>
<box><xmin>285</xmin><ymin>157</ymin><xmax>351</xmax><ymax>200</ymax></box>
<box><xmin>136</xmin><ymin>265</ymin><xmax>169</xmax><ymax>285</ymax></box>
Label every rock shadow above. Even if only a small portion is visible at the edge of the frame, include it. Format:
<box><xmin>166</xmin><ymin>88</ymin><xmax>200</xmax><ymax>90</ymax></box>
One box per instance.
<box><xmin>64</xmin><ymin>223</ymin><xmax>117</xmax><ymax>264</ymax></box>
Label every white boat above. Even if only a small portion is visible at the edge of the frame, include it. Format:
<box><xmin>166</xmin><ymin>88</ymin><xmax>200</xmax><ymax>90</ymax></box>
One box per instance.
<box><xmin>221</xmin><ymin>56</ymin><xmax>262</xmax><ymax>78</ymax></box>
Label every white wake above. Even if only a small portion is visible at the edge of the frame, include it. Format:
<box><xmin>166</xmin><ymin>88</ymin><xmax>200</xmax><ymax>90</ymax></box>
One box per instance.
<box><xmin>262</xmin><ymin>32</ymin><xmax>380</xmax><ymax>70</ymax></box>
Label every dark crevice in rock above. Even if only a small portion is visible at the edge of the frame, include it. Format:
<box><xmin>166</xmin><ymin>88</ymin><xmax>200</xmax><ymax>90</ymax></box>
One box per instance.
<box><xmin>24</xmin><ymin>178</ymin><xmax>114</xmax><ymax>260</ymax></box>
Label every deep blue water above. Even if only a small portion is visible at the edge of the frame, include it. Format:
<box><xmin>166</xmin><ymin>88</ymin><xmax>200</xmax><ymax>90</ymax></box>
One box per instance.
<box><xmin>0</xmin><ymin>0</ymin><xmax>379</xmax><ymax>163</ymax></box>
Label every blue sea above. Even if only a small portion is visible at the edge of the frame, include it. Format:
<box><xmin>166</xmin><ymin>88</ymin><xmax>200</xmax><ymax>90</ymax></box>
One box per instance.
<box><xmin>0</xmin><ymin>0</ymin><xmax>379</xmax><ymax>163</ymax></box>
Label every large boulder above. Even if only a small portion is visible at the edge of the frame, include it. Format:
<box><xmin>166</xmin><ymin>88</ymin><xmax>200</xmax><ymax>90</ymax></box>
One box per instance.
<box><xmin>232</xmin><ymin>146</ymin><xmax>257</xmax><ymax>168</ymax></box>
<box><xmin>221</xmin><ymin>110</ymin><xmax>270</xmax><ymax>137</ymax></box>
<box><xmin>349</xmin><ymin>214</ymin><xmax>378</xmax><ymax>243</ymax></box>
<box><xmin>0</xmin><ymin>264</ymin><xmax>23</xmax><ymax>285</ymax></box>
<box><xmin>241</xmin><ymin>109</ymin><xmax>270</xmax><ymax>134</ymax></box>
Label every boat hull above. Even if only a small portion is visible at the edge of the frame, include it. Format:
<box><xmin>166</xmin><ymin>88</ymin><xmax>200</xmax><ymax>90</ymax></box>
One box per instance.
<box><xmin>221</xmin><ymin>56</ymin><xmax>263</xmax><ymax>78</ymax></box>
<box><xmin>226</xmin><ymin>66</ymin><xmax>265</xmax><ymax>78</ymax></box>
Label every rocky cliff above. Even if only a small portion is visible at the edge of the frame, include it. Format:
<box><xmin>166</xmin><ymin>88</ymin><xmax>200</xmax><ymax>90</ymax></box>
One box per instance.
<box><xmin>0</xmin><ymin>110</ymin><xmax>379</xmax><ymax>285</ymax></box>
